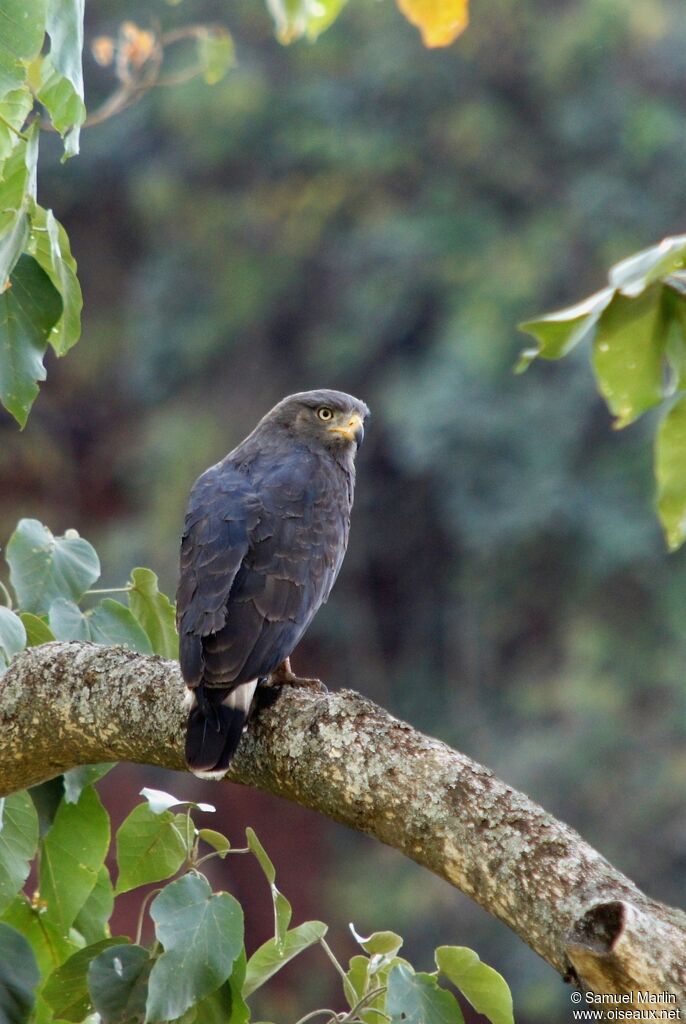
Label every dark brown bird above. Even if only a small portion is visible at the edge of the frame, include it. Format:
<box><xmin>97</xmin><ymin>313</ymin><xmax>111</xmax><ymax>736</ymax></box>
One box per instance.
<box><xmin>176</xmin><ymin>389</ymin><xmax>369</xmax><ymax>777</ymax></box>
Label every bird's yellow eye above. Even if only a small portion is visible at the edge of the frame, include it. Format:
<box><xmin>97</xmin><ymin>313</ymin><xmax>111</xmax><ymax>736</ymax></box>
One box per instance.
<box><xmin>317</xmin><ymin>407</ymin><xmax>334</xmax><ymax>421</ymax></box>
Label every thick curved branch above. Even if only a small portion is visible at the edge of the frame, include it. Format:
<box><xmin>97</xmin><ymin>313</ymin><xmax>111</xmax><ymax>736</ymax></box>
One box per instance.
<box><xmin>1</xmin><ymin>641</ymin><xmax>685</xmax><ymax>1005</ymax></box>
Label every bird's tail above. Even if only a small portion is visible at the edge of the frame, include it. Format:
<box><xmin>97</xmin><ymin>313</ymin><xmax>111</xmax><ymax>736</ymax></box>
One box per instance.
<box><xmin>185</xmin><ymin>681</ymin><xmax>257</xmax><ymax>779</ymax></box>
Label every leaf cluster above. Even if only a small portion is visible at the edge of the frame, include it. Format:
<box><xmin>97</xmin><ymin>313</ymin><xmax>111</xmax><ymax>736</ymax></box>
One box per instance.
<box><xmin>0</xmin><ymin>518</ymin><xmax>178</xmax><ymax>672</ymax></box>
<box><xmin>519</xmin><ymin>236</ymin><xmax>686</xmax><ymax>550</ymax></box>
<box><xmin>0</xmin><ymin>782</ymin><xmax>514</xmax><ymax>1024</ymax></box>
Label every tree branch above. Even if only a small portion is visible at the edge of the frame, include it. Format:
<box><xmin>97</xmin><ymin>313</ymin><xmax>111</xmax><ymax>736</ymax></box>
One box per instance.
<box><xmin>1</xmin><ymin>641</ymin><xmax>684</xmax><ymax>1005</ymax></box>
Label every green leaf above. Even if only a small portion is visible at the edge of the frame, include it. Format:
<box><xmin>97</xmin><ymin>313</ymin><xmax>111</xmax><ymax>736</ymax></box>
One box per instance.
<box><xmin>0</xmin><ymin>89</ymin><xmax>33</xmax><ymax>163</ymax></box>
<box><xmin>243</xmin><ymin>920</ymin><xmax>327</xmax><ymax>997</ymax></box>
<box><xmin>0</xmin><ymin>606</ymin><xmax>26</xmax><ymax>672</ymax></box>
<box><xmin>0</xmin><ymin>895</ymin><xmax>77</xmax><ymax>975</ymax></box>
<box><xmin>265</xmin><ymin>0</ymin><xmax>348</xmax><ymax>42</ymax></box>
<box><xmin>198</xmin><ymin>829</ymin><xmax>230</xmax><ymax>856</ymax></box>
<box><xmin>592</xmin><ymin>286</ymin><xmax>666</xmax><ymax>428</ymax></box>
<box><xmin>6</xmin><ymin>519</ymin><xmax>99</xmax><ymax>614</ymax></box>
<box><xmin>18</xmin><ymin>612</ymin><xmax>54</xmax><ymax>647</ymax></box>
<box><xmin>345</xmin><ymin>954</ymin><xmax>369</xmax><ymax>1006</ymax></box>
<box><xmin>139</xmin><ymin>786</ymin><xmax>214</xmax><ymax>815</ymax></box>
<box><xmin>28</xmin><ymin>777</ymin><xmax>65</xmax><ymax>836</ymax></box>
<box><xmin>0</xmin><ymin>792</ymin><xmax>38</xmax><ymax>914</ymax></box>
<box><xmin>0</xmin><ymin>0</ymin><xmax>47</xmax><ymax>95</ymax></box>
<box><xmin>48</xmin><ymin>597</ymin><xmax>89</xmax><ymax>640</ymax></box>
<box><xmin>196</xmin><ymin>29</ymin><xmax>235</xmax><ymax>85</ymax></box>
<box><xmin>43</xmin><ymin>938</ymin><xmax>126</xmax><ymax>1023</ymax></box>
<box><xmin>0</xmin><ymin>921</ymin><xmax>39</xmax><ymax>1024</ymax></box>
<box><xmin>350</xmin><ymin>925</ymin><xmax>403</xmax><ymax>957</ymax></box>
<box><xmin>27</xmin><ymin>204</ymin><xmax>82</xmax><ymax>355</ymax></box>
<box><xmin>36</xmin><ymin>54</ymin><xmax>85</xmax><ymax>158</ymax></box>
<box><xmin>127</xmin><ymin>568</ymin><xmax>179</xmax><ymax>659</ymax></box>
<box><xmin>609</xmin><ymin>234</ymin><xmax>686</xmax><ymax>296</ymax></box>
<box><xmin>45</xmin><ymin>0</ymin><xmax>84</xmax><ymax>109</ymax></box>
<box><xmin>114</xmin><ymin>802</ymin><xmax>187</xmax><ymax>894</ymax></box>
<box><xmin>0</xmin><ymin>252</ymin><xmax>63</xmax><ymax>426</ymax></box>
<box><xmin>39</xmin><ymin>785</ymin><xmax>110</xmax><ymax>933</ymax></box>
<box><xmin>87</xmin><ymin>944</ymin><xmax>151</xmax><ymax>1024</ymax></box>
<box><xmin>191</xmin><ymin>948</ymin><xmax>249</xmax><ymax>1024</ymax></box>
<box><xmin>246</xmin><ymin>827</ymin><xmax>292</xmax><ymax>946</ymax></box>
<box><xmin>73</xmin><ymin>865</ymin><xmax>113</xmax><ymax>944</ymax></box>
<box><xmin>40</xmin><ymin>0</ymin><xmax>85</xmax><ymax>156</ymax></box>
<box><xmin>656</xmin><ymin>394</ymin><xmax>686</xmax><ymax>551</ymax></box>
<box><xmin>88</xmin><ymin>599</ymin><xmax>153</xmax><ymax>653</ymax></box>
<box><xmin>63</xmin><ymin>764</ymin><xmax>115</xmax><ymax>804</ymax></box>
<box><xmin>145</xmin><ymin>874</ymin><xmax>244</xmax><ymax>1023</ymax></box>
<box><xmin>0</xmin><ymin>130</ymin><xmax>39</xmax><ymax>287</ymax></box>
<box><xmin>517</xmin><ymin>287</ymin><xmax>613</xmax><ymax>372</ymax></box>
<box><xmin>386</xmin><ymin>965</ymin><xmax>463</xmax><ymax>1024</ymax></box>
<box><xmin>436</xmin><ymin>947</ymin><xmax>513</xmax><ymax>1024</ymax></box>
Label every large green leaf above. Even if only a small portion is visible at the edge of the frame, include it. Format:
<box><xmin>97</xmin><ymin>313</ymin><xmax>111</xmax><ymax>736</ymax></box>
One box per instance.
<box><xmin>243</xmin><ymin>920</ymin><xmax>327</xmax><ymax>997</ymax></box>
<box><xmin>435</xmin><ymin>946</ymin><xmax>513</xmax><ymax>1024</ymax></box>
<box><xmin>0</xmin><ymin>254</ymin><xmax>61</xmax><ymax>426</ymax></box>
<box><xmin>386</xmin><ymin>965</ymin><xmax>463</xmax><ymax>1024</ymax></box>
<box><xmin>0</xmin><ymin>89</ymin><xmax>33</xmax><ymax>164</ymax></box>
<box><xmin>49</xmin><ymin>596</ymin><xmax>153</xmax><ymax>652</ymax></box>
<box><xmin>114</xmin><ymin>802</ymin><xmax>187</xmax><ymax>895</ymax></box>
<box><xmin>73</xmin><ymin>865</ymin><xmax>113</xmax><ymax>944</ymax></box>
<box><xmin>592</xmin><ymin>286</ymin><xmax>666</xmax><ymax>429</ymax></box>
<box><xmin>0</xmin><ymin>896</ymin><xmax>77</xmax><ymax>976</ymax></box>
<box><xmin>656</xmin><ymin>394</ymin><xmax>686</xmax><ymax>551</ymax></box>
<box><xmin>88</xmin><ymin>599</ymin><xmax>153</xmax><ymax>653</ymax></box>
<box><xmin>145</xmin><ymin>873</ymin><xmax>244</xmax><ymax>1023</ymax></box>
<box><xmin>42</xmin><ymin>938</ymin><xmax>126</xmax><ymax>1023</ymax></box>
<box><xmin>0</xmin><ymin>0</ymin><xmax>47</xmax><ymax>95</ymax></box>
<box><xmin>27</xmin><ymin>204</ymin><xmax>82</xmax><ymax>355</ymax></box>
<box><xmin>0</xmin><ymin>921</ymin><xmax>40</xmax><ymax>1024</ymax></box>
<box><xmin>88</xmin><ymin>944</ymin><xmax>152</xmax><ymax>1024</ymax></box>
<box><xmin>0</xmin><ymin>606</ymin><xmax>26</xmax><ymax>673</ymax></box>
<box><xmin>128</xmin><ymin>568</ymin><xmax>179</xmax><ymax>659</ymax></box>
<box><xmin>0</xmin><ymin>792</ymin><xmax>39</xmax><ymax>914</ymax></box>
<box><xmin>6</xmin><ymin>520</ymin><xmax>99</xmax><ymax>614</ymax></box>
<box><xmin>39</xmin><ymin>785</ymin><xmax>110</xmax><ymax>933</ymax></box>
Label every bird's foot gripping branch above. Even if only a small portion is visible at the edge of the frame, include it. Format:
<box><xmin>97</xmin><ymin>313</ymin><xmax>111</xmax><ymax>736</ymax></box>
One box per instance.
<box><xmin>0</xmin><ymin>518</ymin><xmax>685</xmax><ymax>1013</ymax></box>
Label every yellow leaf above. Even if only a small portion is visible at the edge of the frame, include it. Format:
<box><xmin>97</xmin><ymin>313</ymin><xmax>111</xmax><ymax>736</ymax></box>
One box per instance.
<box><xmin>396</xmin><ymin>0</ymin><xmax>469</xmax><ymax>47</ymax></box>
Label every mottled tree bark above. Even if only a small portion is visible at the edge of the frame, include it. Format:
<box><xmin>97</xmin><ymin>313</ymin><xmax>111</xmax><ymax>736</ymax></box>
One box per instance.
<box><xmin>1</xmin><ymin>641</ymin><xmax>684</xmax><ymax>1007</ymax></box>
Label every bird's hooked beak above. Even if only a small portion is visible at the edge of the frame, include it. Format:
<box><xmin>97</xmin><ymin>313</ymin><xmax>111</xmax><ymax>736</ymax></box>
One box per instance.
<box><xmin>328</xmin><ymin>412</ymin><xmax>365</xmax><ymax>448</ymax></box>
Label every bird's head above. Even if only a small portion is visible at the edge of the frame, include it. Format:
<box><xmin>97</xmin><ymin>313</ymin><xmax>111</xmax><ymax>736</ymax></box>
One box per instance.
<box><xmin>264</xmin><ymin>390</ymin><xmax>369</xmax><ymax>454</ymax></box>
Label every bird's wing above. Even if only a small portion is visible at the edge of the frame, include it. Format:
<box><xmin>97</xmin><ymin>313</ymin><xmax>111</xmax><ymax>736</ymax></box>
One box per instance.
<box><xmin>201</xmin><ymin>453</ymin><xmax>348</xmax><ymax>686</ymax></box>
<box><xmin>176</xmin><ymin>464</ymin><xmax>260</xmax><ymax>688</ymax></box>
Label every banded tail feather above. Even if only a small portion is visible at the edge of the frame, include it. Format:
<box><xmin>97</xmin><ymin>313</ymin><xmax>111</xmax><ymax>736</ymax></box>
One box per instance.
<box><xmin>184</xmin><ymin>680</ymin><xmax>257</xmax><ymax>779</ymax></box>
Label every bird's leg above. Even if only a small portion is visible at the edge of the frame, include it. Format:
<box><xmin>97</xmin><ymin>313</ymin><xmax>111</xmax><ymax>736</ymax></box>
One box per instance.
<box><xmin>268</xmin><ymin>657</ymin><xmax>328</xmax><ymax>693</ymax></box>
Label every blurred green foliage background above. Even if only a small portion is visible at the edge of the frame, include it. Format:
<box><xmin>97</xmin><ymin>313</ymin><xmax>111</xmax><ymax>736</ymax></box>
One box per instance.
<box><xmin>2</xmin><ymin>0</ymin><xmax>686</xmax><ymax>1020</ymax></box>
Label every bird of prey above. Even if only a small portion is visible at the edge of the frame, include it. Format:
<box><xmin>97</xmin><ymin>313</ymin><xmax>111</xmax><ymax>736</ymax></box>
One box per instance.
<box><xmin>176</xmin><ymin>389</ymin><xmax>369</xmax><ymax>777</ymax></box>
